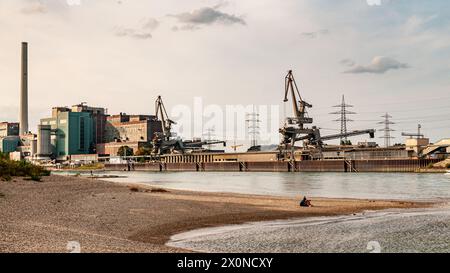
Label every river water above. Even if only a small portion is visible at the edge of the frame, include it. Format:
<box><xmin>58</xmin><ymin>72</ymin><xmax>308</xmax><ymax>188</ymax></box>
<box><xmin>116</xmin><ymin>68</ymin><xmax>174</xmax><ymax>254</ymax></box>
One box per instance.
<box><xmin>64</xmin><ymin>171</ymin><xmax>450</xmax><ymax>201</ymax></box>
<box><xmin>57</xmin><ymin>170</ymin><xmax>450</xmax><ymax>252</ymax></box>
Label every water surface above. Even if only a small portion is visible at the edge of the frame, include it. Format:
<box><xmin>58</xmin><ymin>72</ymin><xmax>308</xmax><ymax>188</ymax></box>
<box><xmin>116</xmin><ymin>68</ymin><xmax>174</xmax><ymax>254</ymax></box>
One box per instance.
<box><xmin>59</xmin><ymin>171</ymin><xmax>450</xmax><ymax>201</ymax></box>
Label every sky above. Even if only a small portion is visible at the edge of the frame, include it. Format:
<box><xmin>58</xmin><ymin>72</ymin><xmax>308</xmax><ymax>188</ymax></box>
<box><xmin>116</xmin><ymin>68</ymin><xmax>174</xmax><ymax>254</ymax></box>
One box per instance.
<box><xmin>0</xmin><ymin>0</ymin><xmax>449</xmax><ymax>148</ymax></box>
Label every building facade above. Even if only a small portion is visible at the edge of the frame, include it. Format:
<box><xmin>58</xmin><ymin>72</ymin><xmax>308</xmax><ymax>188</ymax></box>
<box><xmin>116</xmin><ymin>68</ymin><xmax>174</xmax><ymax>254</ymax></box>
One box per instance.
<box><xmin>0</xmin><ymin>136</ymin><xmax>20</xmax><ymax>153</ymax></box>
<box><xmin>0</xmin><ymin>122</ymin><xmax>19</xmax><ymax>137</ymax></box>
<box><xmin>96</xmin><ymin>141</ymin><xmax>149</xmax><ymax>156</ymax></box>
<box><xmin>71</xmin><ymin>103</ymin><xmax>108</xmax><ymax>145</ymax></box>
<box><xmin>105</xmin><ymin>113</ymin><xmax>162</xmax><ymax>143</ymax></box>
<box><xmin>41</xmin><ymin>108</ymin><xmax>94</xmax><ymax>158</ymax></box>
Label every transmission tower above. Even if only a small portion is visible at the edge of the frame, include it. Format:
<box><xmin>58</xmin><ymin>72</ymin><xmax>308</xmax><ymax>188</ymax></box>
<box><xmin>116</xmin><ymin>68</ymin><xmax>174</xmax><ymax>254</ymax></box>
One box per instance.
<box><xmin>203</xmin><ymin>127</ymin><xmax>215</xmax><ymax>150</ymax></box>
<box><xmin>378</xmin><ymin>113</ymin><xmax>395</xmax><ymax>148</ymax></box>
<box><xmin>246</xmin><ymin>108</ymin><xmax>261</xmax><ymax>148</ymax></box>
<box><xmin>330</xmin><ymin>95</ymin><xmax>356</xmax><ymax>144</ymax></box>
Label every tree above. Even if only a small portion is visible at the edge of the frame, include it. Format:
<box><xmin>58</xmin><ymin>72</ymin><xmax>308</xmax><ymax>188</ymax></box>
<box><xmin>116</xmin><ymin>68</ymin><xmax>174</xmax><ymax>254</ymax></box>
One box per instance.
<box><xmin>135</xmin><ymin>147</ymin><xmax>152</xmax><ymax>156</ymax></box>
<box><xmin>117</xmin><ymin>146</ymin><xmax>133</xmax><ymax>157</ymax></box>
<box><xmin>340</xmin><ymin>140</ymin><xmax>352</xmax><ymax>146</ymax></box>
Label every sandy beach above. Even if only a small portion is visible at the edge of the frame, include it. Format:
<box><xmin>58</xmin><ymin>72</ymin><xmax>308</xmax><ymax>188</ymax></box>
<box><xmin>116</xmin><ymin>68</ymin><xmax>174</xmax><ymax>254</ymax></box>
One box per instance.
<box><xmin>0</xmin><ymin>175</ymin><xmax>437</xmax><ymax>253</ymax></box>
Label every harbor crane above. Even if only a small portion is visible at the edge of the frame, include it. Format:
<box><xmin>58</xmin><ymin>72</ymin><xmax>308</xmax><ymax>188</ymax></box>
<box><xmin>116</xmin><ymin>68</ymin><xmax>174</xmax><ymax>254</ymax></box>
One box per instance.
<box><xmin>279</xmin><ymin>70</ymin><xmax>375</xmax><ymax>159</ymax></box>
<box><xmin>152</xmin><ymin>96</ymin><xmax>226</xmax><ymax>155</ymax></box>
<box><xmin>155</xmin><ymin>95</ymin><xmax>176</xmax><ymax>141</ymax></box>
<box><xmin>279</xmin><ymin>70</ymin><xmax>315</xmax><ymax>149</ymax></box>
<box><xmin>402</xmin><ymin>124</ymin><xmax>424</xmax><ymax>139</ymax></box>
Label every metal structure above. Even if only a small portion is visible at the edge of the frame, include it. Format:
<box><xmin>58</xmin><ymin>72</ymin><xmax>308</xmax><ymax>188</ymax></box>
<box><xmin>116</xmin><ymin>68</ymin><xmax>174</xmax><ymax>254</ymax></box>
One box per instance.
<box><xmin>152</xmin><ymin>96</ymin><xmax>183</xmax><ymax>155</ymax></box>
<box><xmin>231</xmin><ymin>143</ymin><xmax>244</xmax><ymax>152</ymax></box>
<box><xmin>203</xmin><ymin>128</ymin><xmax>215</xmax><ymax>150</ymax></box>
<box><xmin>279</xmin><ymin>70</ymin><xmax>314</xmax><ymax>150</ymax></box>
<box><xmin>246</xmin><ymin>108</ymin><xmax>261</xmax><ymax>148</ymax></box>
<box><xmin>330</xmin><ymin>95</ymin><xmax>356</xmax><ymax>144</ymax></box>
<box><xmin>152</xmin><ymin>96</ymin><xmax>226</xmax><ymax>155</ymax></box>
<box><xmin>155</xmin><ymin>95</ymin><xmax>176</xmax><ymax>141</ymax></box>
<box><xmin>378</xmin><ymin>113</ymin><xmax>395</xmax><ymax>148</ymax></box>
<box><xmin>402</xmin><ymin>124</ymin><xmax>424</xmax><ymax>139</ymax></box>
<box><xmin>279</xmin><ymin>70</ymin><xmax>375</xmax><ymax>160</ymax></box>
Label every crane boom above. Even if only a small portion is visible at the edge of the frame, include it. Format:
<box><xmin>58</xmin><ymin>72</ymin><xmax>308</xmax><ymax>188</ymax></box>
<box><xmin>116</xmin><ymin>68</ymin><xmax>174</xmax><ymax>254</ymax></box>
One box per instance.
<box><xmin>319</xmin><ymin>129</ymin><xmax>375</xmax><ymax>141</ymax></box>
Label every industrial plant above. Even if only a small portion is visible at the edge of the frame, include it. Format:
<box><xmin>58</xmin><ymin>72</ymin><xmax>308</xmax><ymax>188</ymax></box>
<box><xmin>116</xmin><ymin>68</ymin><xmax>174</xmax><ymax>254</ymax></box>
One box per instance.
<box><xmin>1</xmin><ymin>42</ymin><xmax>449</xmax><ymax>172</ymax></box>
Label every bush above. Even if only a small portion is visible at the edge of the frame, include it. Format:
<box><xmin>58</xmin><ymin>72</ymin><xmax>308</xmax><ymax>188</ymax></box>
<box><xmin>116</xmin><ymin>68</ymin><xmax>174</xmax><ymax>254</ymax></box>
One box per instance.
<box><xmin>0</xmin><ymin>153</ymin><xmax>50</xmax><ymax>181</ymax></box>
<box><xmin>1</xmin><ymin>175</ymin><xmax>12</xmax><ymax>182</ymax></box>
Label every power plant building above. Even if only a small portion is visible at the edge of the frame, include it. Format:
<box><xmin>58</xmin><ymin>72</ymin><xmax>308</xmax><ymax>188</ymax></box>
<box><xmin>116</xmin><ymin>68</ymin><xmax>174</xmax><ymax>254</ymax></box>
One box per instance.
<box><xmin>105</xmin><ymin>113</ymin><xmax>162</xmax><ymax>143</ymax></box>
<box><xmin>71</xmin><ymin>103</ymin><xmax>107</xmax><ymax>145</ymax></box>
<box><xmin>0</xmin><ymin>122</ymin><xmax>19</xmax><ymax>137</ymax></box>
<box><xmin>40</xmin><ymin>107</ymin><xmax>94</xmax><ymax>159</ymax></box>
<box><xmin>0</xmin><ymin>136</ymin><xmax>21</xmax><ymax>153</ymax></box>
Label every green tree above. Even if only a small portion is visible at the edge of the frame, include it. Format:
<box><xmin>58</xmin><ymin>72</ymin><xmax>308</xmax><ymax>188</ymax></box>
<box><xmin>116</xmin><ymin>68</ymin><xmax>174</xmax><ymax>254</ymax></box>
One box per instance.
<box><xmin>117</xmin><ymin>146</ymin><xmax>133</xmax><ymax>157</ymax></box>
<box><xmin>135</xmin><ymin>147</ymin><xmax>152</xmax><ymax>156</ymax></box>
<box><xmin>340</xmin><ymin>140</ymin><xmax>352</xmax><ymax>146</ymax></box>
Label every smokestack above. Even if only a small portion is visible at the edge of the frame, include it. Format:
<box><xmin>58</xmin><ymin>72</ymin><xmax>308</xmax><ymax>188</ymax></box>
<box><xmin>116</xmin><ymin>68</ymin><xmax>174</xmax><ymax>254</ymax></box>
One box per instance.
<box><xmin>19</xmin><ymin>42</ymin><xmax>29</xmax><ymax>135</ymax></box>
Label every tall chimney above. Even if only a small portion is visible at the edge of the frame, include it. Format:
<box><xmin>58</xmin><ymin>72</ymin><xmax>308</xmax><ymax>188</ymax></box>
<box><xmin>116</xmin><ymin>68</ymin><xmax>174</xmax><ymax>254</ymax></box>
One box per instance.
<box><xmin>19</xmin><ymin>42</ymin><xmax>29</xmax><ymax>135</ymax></box>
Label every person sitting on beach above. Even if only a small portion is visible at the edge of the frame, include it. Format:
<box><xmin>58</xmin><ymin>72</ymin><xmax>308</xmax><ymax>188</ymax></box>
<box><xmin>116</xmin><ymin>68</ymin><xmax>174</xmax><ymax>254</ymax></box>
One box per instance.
<box><xmin>300</xmin><ymin>196</ymin><xmax>313</xmax><ymax>207</ymax></box>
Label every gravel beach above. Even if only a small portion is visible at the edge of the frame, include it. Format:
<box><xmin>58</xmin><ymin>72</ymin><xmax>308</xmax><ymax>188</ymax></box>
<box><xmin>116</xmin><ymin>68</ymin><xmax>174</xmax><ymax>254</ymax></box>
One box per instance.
<box><xmin>0</xmin><ymin>175</ymin><xmax>435</xmax><ymax>253</ymax></box>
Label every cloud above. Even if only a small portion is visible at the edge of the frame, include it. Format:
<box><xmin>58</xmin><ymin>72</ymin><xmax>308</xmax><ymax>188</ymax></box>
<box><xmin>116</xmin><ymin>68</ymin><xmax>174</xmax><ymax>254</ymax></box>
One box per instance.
<box><xmin>301</xmin><ymin>29</ymin><xmax>329</xmax><ymax>39</ymax></box>
<box><xmin>171</xmin><ymin>25</ymin><xmax>201</xmax><ymax>32</ymax></box>
<box><xmin>403</xmin><ymin>14</ymin><xmax>438</xmax><ymax>35</ymax></box>
<box><xmin>344</xmin><ymin>56</ymin><xmax>410</xmax><ymax>74</ymax></box>
<box><xmin>21</xmin><ymin>1</ymin><xmax>47</xmax><ymax>14</ymax></box>
<box><xmin>114</xmin><ymin>28</ymin><xmax>152</xmax><ymax>39</ymax></box>
<box><xmin>340</xmin><ymin>58</ymin><xmax>355</xmax><ymax>67</ymax></box>
<box><xmin>170</xmin><ymin>6</ymin><xmax>246</xmax><ymax>30</ymax></box>
<box><xmin>114</xmin><ymin>18</ymin><xmax>159</xmax><ymax>40</ymax></box>
<box><xmin>142</xmin><ymin>18</ymin><xmax>160</xmax><ymax>31</ymax></box>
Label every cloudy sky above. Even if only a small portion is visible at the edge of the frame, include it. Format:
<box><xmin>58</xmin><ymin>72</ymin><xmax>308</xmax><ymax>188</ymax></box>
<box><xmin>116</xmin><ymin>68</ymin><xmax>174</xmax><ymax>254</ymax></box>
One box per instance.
<box><xmin>0</xmin><ymin>0</ymin><xmax>449</xmax><ymax>146</ymax></box>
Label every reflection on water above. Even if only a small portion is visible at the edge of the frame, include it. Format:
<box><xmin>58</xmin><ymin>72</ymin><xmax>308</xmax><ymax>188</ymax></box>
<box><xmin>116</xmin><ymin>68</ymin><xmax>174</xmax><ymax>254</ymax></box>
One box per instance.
<box><xmin>57</xmin><ymin>171</ymin><xmax>450</xmax><ymax>201</ymax></box>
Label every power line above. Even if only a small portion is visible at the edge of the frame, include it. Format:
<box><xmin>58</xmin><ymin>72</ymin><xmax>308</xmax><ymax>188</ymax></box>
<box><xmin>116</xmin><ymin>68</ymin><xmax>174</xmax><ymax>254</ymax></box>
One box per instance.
<box><xmin>330</xmin><ymin>94</ymin><xmax>356</xmax><ymax>143</ymax></box>
<box><xmin>378</xmin><ymin>113</ymin><xmax>395</xmax><ymax>148</ymax></box>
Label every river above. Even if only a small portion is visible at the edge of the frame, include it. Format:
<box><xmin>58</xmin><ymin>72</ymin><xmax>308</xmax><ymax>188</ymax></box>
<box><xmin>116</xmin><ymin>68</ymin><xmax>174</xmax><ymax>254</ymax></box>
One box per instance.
<box><xmin>60</xmin><ymin>171</ymin><xmax>450</xmax><ymax>201</ymax></box>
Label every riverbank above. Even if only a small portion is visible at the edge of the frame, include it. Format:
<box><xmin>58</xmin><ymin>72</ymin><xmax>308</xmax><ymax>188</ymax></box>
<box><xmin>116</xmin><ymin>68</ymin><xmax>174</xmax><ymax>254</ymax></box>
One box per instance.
<box><xmin>0</xmin><ymin>175</ymin><xmax>438</xmax><ymax>253</ymax></box>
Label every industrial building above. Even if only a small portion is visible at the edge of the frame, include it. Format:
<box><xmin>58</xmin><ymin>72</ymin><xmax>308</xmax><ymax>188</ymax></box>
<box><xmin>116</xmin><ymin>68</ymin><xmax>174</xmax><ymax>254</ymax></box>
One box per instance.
<box><xmin>71</xmin><ymin>103</ymin><xmax>108</xmax><ymax>144</ymax></box>
<box><xmin>40</xmin><ymin>107</ymin><xmax>94</xmax><ymax>159</ymax></box>
<box><xmin>94</xmin><ymin>113</ymin><xmax>163</xmax><ymax>157</ymax></box>
<box><xmin>96</xmin><ymin>141</ymin><xmax>150</xmax><ymax>157</ymax></box>
<box><xmin>105</xmin><ymin>113</ymin><xmax>162</xmax><ymax>143</ymax></box>
<box><xmin>0</xmin><ymin>122</ymin><xmax>19</xmax><ymax>137</ymax></box>
<box><xmin>0</xmin><ymin>136</ymin><xmax>20</xmax><ymax>154</ymax></box>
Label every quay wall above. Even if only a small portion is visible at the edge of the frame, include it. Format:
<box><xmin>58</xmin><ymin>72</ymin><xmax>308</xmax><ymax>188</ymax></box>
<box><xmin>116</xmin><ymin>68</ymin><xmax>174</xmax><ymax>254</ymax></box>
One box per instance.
<box><xmin>104</xmin><ymin>159</ymin><xmax>441</xmax><ymax>173</ymax></box>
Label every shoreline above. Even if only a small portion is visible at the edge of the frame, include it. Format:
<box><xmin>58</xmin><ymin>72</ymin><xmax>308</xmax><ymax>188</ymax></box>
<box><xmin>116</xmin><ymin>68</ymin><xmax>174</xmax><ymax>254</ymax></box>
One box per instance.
<box><xmin>0</xmin><ymin>175</ymin><xmax>443</xmax><ymax>253</ymax></box>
